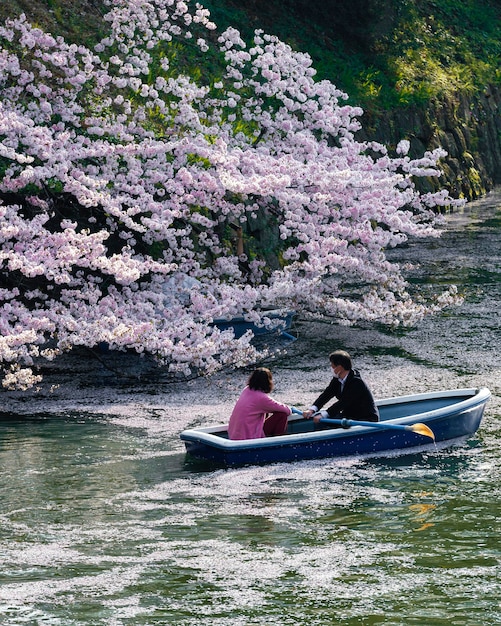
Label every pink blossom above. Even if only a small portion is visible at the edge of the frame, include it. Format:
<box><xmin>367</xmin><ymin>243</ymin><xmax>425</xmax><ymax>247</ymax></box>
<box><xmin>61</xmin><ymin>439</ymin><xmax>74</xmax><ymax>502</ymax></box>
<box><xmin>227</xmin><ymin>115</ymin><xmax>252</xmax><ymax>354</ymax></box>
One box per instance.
<box><xmin>0</xmin><ymin>2</ymin><xmax>463</xmax><ymax>389</ymax></box>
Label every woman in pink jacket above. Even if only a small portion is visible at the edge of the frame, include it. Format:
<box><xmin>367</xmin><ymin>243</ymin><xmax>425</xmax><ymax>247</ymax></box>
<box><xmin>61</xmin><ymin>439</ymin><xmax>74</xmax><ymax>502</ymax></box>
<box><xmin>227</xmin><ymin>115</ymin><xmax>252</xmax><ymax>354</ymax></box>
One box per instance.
<box><xmin>228</xmin><ymin>368</ymin><xmax>292</xmax><ymax>440</ymax></box>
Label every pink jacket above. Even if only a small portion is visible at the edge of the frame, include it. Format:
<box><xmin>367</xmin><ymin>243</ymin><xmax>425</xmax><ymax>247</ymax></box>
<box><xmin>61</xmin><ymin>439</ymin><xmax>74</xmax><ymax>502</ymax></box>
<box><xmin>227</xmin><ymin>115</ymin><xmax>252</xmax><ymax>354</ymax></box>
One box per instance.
<box><xmin>228</xmin><ymin>386</ymin><xmax>291</xmax><ymax>440</ymax></box>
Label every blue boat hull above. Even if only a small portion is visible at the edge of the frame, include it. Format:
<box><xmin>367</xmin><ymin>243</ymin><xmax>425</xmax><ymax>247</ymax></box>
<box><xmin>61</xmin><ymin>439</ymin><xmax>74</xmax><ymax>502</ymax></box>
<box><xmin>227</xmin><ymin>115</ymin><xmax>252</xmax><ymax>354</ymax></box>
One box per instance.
<box><xmin>180</xmin><ymin>387</ymin><xmax>490</xmax><ymax>467</ymax></box>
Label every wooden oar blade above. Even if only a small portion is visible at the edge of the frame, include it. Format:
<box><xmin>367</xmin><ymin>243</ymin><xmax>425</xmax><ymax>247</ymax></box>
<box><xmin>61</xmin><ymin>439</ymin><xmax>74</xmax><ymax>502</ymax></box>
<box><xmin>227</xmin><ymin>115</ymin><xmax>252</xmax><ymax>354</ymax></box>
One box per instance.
<box><xmin>408</xmin><ymin>423</ymin><xmax>435</xmax><ymax>440</ymax></box>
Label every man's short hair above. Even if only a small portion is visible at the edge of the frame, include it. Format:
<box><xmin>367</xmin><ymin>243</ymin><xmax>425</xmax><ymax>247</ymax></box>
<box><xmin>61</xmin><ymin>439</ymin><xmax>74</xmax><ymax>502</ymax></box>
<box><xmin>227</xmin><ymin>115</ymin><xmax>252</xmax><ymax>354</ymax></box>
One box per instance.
<box><xmin>329</xmin><ymin>350</ymin><xmax>352</xmax><ymax>370</ymax></box>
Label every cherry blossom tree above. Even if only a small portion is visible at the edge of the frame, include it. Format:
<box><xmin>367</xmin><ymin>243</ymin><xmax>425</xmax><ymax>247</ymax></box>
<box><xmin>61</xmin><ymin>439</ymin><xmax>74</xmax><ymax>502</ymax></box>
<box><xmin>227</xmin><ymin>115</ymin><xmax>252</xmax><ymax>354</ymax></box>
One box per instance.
<box><xmin>0</xmin><ymin>0</ymin><xmax>462</xmax><ymax>389</ymax></box>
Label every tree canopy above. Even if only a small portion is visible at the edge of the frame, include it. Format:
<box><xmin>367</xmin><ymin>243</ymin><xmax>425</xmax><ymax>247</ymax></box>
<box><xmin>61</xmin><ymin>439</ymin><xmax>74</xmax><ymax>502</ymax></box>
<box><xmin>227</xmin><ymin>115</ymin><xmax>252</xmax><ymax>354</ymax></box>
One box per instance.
<box><xmin>0</xmin><ymin>0</ymin><xmax>462</xmax><ymax>389</ymax></box>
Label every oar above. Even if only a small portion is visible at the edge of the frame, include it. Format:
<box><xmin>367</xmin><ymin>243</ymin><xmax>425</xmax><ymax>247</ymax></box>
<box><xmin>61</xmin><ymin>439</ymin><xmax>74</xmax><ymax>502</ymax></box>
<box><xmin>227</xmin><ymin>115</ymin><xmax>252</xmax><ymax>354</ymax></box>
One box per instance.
<box><xmin>290</xmin><ymin>407</ymin><xmax>435</xmax><ymax>440</ymax></box>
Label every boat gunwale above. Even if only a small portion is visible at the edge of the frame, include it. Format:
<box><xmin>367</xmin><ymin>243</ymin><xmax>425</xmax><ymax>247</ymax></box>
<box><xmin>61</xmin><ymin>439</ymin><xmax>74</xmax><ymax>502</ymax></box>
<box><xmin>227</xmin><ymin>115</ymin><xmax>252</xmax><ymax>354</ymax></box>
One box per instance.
<box><xmin>180</xmin><ymin>387</ymin><xmax>491</xmax><ymax>451</ymax></box>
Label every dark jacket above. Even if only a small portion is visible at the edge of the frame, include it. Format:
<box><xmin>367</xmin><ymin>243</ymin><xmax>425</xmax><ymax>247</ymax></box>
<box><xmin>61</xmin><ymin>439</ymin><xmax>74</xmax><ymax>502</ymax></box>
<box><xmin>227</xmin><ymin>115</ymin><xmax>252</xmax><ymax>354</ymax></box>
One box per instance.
<box><xmin>313</xmin><ymin>369</ymin><xmax>379</xmax><ymax>422</ymax></box>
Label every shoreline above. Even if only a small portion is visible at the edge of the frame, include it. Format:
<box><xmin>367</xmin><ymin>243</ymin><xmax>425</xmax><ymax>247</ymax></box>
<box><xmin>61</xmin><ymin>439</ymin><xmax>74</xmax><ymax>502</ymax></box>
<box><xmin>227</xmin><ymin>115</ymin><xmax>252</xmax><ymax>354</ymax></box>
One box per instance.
<box><xmin>1</xmin><ymin>319</ymin><xmax>491</xmax><ymax>428</ymax></box>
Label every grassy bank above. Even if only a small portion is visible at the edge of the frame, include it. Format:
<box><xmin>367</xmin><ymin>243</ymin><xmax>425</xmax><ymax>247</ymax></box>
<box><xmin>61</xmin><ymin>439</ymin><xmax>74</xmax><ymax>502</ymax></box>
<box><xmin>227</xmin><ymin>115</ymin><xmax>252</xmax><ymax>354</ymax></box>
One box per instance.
<box><xmin>203</xmin><ymin>0</ymin><xmax>501</xmax><ymax>111</ymax></box>
<box><xmin>1</xmin><ymin>0</ymin><xmax>501</xmax><ymax>112</ymax></box>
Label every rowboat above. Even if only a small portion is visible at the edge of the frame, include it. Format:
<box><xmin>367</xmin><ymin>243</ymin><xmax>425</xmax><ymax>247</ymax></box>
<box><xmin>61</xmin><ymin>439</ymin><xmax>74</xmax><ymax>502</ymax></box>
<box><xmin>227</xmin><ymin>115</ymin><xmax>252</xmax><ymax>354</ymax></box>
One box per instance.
<box><xmin>180</xmin><ymin>387</ymin><xmax>491</xmax><ymax>467</ymax></box>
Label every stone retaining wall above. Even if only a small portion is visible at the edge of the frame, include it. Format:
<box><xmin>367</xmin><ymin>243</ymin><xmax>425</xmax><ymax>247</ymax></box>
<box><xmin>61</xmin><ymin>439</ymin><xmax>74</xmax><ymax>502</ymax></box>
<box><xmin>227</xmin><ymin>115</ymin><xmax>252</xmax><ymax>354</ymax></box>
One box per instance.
<box><xmin>359</xmin><ymin>85</ymin><xmax>501</xmax><ymax>201</ymax></box>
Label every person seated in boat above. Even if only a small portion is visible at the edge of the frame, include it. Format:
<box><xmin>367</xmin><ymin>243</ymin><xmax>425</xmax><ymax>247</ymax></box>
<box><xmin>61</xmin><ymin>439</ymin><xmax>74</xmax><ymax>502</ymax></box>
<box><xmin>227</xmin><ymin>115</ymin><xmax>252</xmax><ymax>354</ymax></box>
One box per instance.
<box><xmin>228</xmin><ymin>368</ymin><xmax>292</xmax><ymax>440</ymax></box>
<box><xmin>303</xmin><ymin>350</ymin><xmax>379</xmax><ymax>425</ymax></box>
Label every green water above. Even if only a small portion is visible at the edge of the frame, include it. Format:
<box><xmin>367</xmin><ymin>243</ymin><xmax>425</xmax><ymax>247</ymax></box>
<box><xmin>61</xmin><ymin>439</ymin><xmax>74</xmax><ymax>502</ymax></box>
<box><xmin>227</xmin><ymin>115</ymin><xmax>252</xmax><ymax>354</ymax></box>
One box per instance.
<box><xmin>0</xmin><ymin>415</ymin><xmax>499</xmax><ymax>625</ymax></box>
<box><xmin>1</xmin><ymin>192</ymin><xmax>501</xmax><ymax>625</ymax></box>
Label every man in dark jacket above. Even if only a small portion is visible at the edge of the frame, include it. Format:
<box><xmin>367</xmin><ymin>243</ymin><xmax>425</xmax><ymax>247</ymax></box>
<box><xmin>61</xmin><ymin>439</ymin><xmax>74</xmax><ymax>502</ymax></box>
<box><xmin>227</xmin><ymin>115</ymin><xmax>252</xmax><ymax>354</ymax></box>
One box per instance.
<box><xmin>304</xmin><ymin>350</ymin><xmax>379</xmax><ymax>423</ymax></box>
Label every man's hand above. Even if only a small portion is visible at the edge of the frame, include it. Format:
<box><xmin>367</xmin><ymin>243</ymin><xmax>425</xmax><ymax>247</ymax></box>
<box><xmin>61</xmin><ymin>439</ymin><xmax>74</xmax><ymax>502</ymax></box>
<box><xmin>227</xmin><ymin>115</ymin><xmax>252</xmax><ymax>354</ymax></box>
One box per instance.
<box><xmin>313</xmin><ymin>410</ymin><xmax>329</xmax><ymax>424</ymax></box>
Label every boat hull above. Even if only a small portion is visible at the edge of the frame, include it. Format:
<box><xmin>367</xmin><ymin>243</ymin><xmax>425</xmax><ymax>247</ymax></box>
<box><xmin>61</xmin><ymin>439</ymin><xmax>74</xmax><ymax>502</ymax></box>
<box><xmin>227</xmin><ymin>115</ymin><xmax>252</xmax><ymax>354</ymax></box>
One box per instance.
<box><xmin>180</xmin><ymin>387</ymin><xmax>490</xmax><ymax>467</ymax></box>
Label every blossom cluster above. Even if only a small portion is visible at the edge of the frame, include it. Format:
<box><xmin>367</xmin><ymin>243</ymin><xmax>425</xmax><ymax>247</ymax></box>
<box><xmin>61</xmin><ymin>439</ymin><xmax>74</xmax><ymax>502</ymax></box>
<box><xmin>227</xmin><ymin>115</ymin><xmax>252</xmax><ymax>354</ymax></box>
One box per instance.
<box><xmin>0</xmin><ymin>0</ymin><xmax>463</xmax><ymax>389</ymax></box>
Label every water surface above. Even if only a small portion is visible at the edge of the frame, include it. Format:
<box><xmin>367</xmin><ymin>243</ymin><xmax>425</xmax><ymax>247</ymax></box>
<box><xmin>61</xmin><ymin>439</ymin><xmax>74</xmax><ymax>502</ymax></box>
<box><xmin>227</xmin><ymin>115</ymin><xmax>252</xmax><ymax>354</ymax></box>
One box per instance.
<box><xmin>1</xmin><ymin>192</ymin><xmax>500</xmax><ymax>625</ymax></box>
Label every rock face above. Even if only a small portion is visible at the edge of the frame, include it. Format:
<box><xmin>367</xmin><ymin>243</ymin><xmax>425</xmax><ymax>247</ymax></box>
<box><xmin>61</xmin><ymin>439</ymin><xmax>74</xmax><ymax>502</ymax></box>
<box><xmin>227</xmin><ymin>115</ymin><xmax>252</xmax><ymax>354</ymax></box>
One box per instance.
<box><xmin>358</xmin><ymin>86</ymin><xmax>501</xmax><ymax>201</ymax></box>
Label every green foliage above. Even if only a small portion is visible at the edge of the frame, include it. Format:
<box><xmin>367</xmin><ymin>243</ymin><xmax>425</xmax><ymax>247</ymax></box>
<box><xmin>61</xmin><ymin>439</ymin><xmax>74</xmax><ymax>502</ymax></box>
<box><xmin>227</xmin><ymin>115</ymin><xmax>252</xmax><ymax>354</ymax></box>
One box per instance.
<box><xmin>1</xmin><ymin>0</ymin><xmax>501</xmax><ymax>115</ymax></box>
<box><xmin>0</xmin><ymin>157</ymin><xmax>10</xmax><ymax>179</ymax></box>
<box><xmin>0</xmin><ymin>0</ymin><xmax>107</xmax><ymax>46</ymax></box>
<box><xmin>204</xmin><ymin>0</ymin><xmax>501</xmax><ymax>112</ymax></box>
<box><xmin>383</xmin><ymin>1</ymin><xmax>501</xmax><ymax>107</ymax></box>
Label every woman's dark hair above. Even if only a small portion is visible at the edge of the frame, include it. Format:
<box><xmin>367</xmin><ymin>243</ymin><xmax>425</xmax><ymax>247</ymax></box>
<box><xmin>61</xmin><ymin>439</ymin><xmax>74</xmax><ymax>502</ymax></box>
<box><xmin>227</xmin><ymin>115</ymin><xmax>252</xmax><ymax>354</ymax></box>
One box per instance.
<box><xmin>329</xmin><ymin>350</ymin><xmax>352</xmax><ymax>371</ymax></box>
<box><xmin>247</xmin><ymin>367</ymin><xmax>273</xmax><ymax>393</ymax></box>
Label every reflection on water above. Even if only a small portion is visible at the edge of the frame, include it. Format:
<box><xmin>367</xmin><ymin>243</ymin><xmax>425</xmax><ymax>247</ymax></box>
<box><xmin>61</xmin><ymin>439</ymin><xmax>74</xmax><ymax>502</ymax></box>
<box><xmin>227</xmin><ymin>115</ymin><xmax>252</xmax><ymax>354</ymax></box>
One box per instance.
<box><xmin>1</xmin><ymin>193</ymin><xmax>501</xmax><ymax>625</ymax></box>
